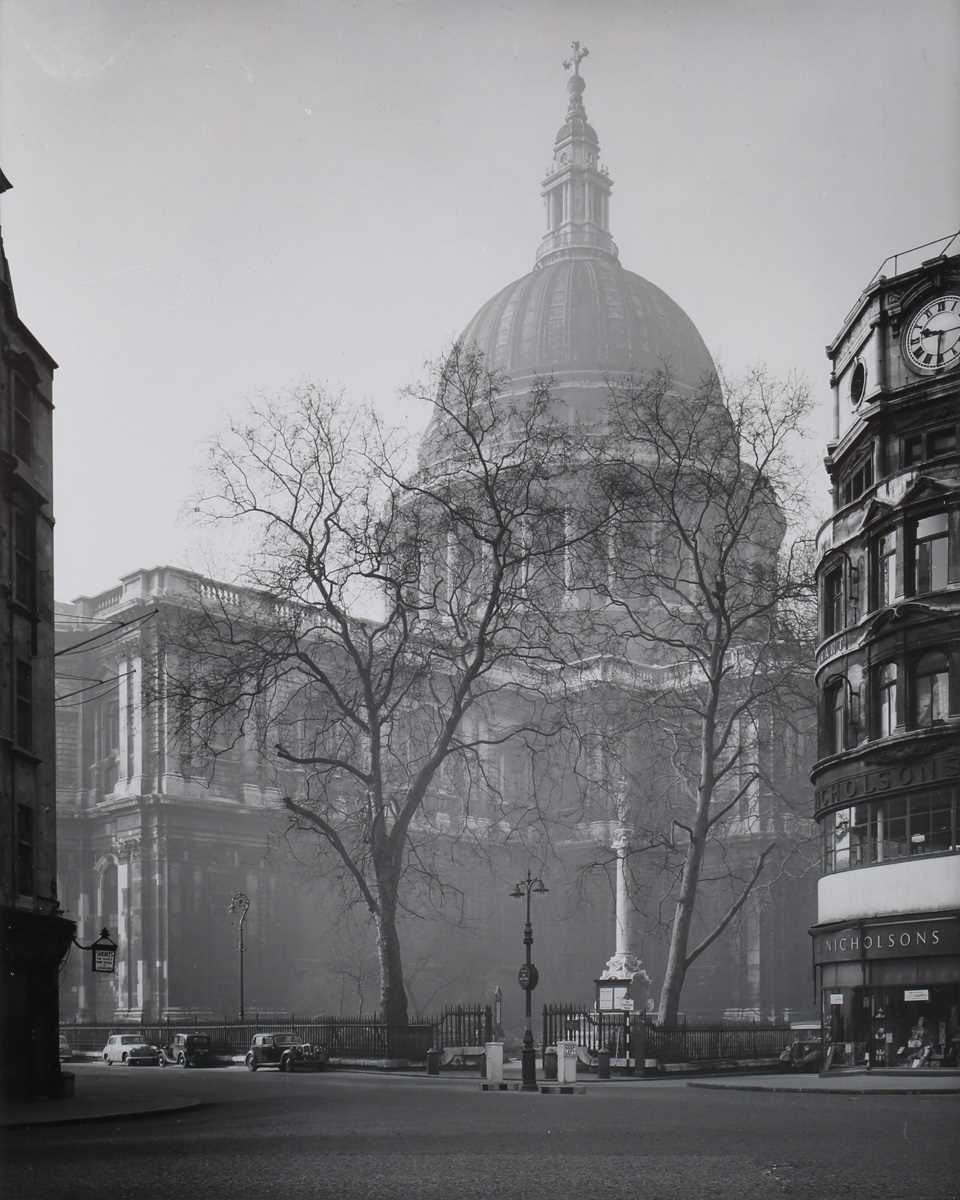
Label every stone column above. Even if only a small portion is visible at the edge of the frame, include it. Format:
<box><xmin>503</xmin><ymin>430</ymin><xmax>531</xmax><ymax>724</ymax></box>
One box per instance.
<box><xmin>600</xmin><ymin>818</ymin><xmax>651</xmax><ymax>1005</ymax></box>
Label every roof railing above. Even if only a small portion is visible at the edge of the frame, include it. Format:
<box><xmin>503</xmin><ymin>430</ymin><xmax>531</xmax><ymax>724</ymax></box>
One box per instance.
<box><xmin>838</xmin><ymin>230</ymin><xmax>960</xmax><ymax>330</ymax></box>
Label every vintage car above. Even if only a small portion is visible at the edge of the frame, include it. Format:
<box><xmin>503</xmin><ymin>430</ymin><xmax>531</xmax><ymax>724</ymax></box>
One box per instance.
<box><xmin>245</xmin><ymin>1032</ymin><xmax>327</xmax><ymax>1072</ymax></box>
<box><xmin>778</xmin><ymin>1027</ymin><xmax>823</xmax><ymax>1073</ymax></box>
<box><xmin>159</xmin><ymin>1031</ymin><xmax>213</xmax><ymax>1068</ymax></box>
<box><xmin>102</xmin><ymin>1033</ymin><xmax>161</xmax><ymax>1066</ymax></box>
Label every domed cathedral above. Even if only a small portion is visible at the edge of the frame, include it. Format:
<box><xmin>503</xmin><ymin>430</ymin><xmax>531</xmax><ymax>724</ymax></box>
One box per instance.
<box><xmin>811</xmin><ymin>234</ymin><xmax>960</xmax><ymax>1071</ymax></box>
<box><xmin>54</xmin><ymin>52</ymin><xmax>816</xmax><ymax>1031</ymax></box>
<box><xmin>425</xmin><ymin>41</ymin><xmax>717</xmax><ymax>453</ymax></box>
<box><xmin>412</xmin><ymin>47</ymin><xmax>815</xmax><ymax>1024</ymax></box>
<box><xmin>460</xmin><ymin>47</ymin><xmax>715</xmax><ymax>408</ymax></box>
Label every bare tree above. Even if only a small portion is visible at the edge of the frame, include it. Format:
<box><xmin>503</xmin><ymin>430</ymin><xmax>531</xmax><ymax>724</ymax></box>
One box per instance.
<box><xmin>161</xmin><ymin>345</ymin><xmax>596</xmax><ymax>1028</ymax></box>
<box><xmin>574</xmin><ymin>367</ymin><xmax>817</xmax><ymax>1024</ymax></box>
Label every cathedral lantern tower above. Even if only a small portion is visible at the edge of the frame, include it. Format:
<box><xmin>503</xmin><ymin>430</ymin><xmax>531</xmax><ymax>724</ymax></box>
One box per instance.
<box><xmin>536</xmin><ymin>42</ymin><xmax>618</xmax><ymax>268</ymax></box>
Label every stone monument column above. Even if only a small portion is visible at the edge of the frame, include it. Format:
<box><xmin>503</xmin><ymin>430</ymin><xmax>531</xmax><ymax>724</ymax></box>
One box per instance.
<box><xmin>600</xmin><ymin>820</ymin><xmax>651</xmax><ymax>1006</ymax></box>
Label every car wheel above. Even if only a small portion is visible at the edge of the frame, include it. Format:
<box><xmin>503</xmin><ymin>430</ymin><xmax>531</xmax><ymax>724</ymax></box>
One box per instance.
<box><xmin>177</xmin><ymin>1053</ymin><xmax>186</xmax><ymax>1067</ymax></box>
<box><xmin>159</xmin><ymin>1055</ymin><xmax>167</xmax><ymax>1068</ymax></box>
<box><xmin>121</xmin><ymin>1053</ymin><xmax>127</xmax><ymax>1064</ymax></box>
<box><xmin>246</xmin><ymin>1054</ymin><xmax>257</xmax><ymax>1071</ymax></box>
<box><xmin>104</xmin><ymin>1055</ymin><xmax>111</xmax><ymax>1065</ymax></box>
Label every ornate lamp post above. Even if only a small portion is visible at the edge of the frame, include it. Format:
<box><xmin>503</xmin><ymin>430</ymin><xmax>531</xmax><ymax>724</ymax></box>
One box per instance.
<box><xmin>510</xmin><ymin>869</ymin><xmax>548</xmax><ymax>1092</ymax></box>
<box><xmin>228</xmin><ymin>892</ymin><xmax>250</xmax><ymax>1020</ymax></box>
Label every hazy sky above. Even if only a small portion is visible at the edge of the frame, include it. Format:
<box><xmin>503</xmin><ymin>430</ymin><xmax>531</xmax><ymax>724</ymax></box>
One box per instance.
<box><xmin>2</xmin><ymin>0</ymin><xmax>958</xmax><ymax>600</ymax></box>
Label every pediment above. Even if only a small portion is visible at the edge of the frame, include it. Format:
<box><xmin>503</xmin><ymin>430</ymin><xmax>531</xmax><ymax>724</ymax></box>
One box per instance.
<box><xmin>899</xmin><ymin>474</ymin><xmax>954</xmax><ymax>505</ymax></box>
<box><xmin>856</xmin><ymin>498</ymin><xmax>894</xmax><ymax>531</ymax></box>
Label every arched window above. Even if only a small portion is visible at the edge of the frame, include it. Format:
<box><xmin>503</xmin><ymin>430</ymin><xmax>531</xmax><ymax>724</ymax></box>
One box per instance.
<box><xmin>914</xmin><ymin>652</ymin><xmax>950</xmax><ymax>726</ymax></box>
<box><xmin>876</xmin><ymin>662</ymin><xmax>898</xmax><ymax>737</ymax></box>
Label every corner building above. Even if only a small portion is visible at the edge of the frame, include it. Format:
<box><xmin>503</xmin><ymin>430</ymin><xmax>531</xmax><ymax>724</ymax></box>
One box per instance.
<box><xmin>812</xmin><ymin>235</ymin><xmax>960</xmax><ymax>1070</ymax></box>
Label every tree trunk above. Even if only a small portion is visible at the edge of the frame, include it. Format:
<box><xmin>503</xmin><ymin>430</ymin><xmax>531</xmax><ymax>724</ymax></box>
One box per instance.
<box><xmin>374</xmin><ymin>887</ymin><xmax>409</xmax><ymax>1031</ymax></box>
<box><xmin>657</xmin><ymin>701</ymin><xmax>717</xmax><ymax>1025</ymax></box>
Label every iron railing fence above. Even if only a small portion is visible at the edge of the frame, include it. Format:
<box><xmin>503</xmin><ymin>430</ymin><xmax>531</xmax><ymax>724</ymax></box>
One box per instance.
<box><xmin>61</xmin><ymin>1004</ymin><xmax>492</xmax><ymax>1061</ymax></box>
<box><xmin>542</xmin><ymin>1004</ymin><xmax>793</xmax><ymax>1063</ymax></box>
<box><xmin>434</xmin><ymin>1005</ymin><xmax>493</xmax><ymax>1048</ymax></box>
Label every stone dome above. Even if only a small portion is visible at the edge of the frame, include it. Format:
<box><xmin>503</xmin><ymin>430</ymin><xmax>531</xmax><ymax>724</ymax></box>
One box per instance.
<box><xmin>458</xmin><ymin>254</ymin><xmax>716</xmax><ymax>397</ymax></box>
<box><xmin>420</xmin><ymin>48</ymin><xmax>720</xmax><ymax>466</ymax></box>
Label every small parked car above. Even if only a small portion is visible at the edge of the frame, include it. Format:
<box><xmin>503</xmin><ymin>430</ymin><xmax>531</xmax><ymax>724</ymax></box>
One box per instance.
<box><xmin>245</xmin><ymin>1032</ymin><xmax>327</xmax><ymax>1072</ymax></box>
<box><xmin>58</xmin><ymin>1034</ymin><xmax>72</xmax><ymax>1062</ymax></box>
<box><xmin>779</xmin><ymin>1033</ymin><xmax>823</xmax><ymax>1073</ymax></box>
<box><xmin>159</xmin><ymin>1031</ymin><xmax>213</xmax><ymax>1068</ymax></box>
<box><xmin>102</xmin><ymin>1033</ymin><xmax>161</xmax><ymax>1066</ymax></box>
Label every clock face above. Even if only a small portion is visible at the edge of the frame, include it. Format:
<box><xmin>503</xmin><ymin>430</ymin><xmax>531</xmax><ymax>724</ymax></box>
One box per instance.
<box><xmin>904</xmin><ymin>294</ymin><xmax>960</xmax><ymax>372</ymax></box>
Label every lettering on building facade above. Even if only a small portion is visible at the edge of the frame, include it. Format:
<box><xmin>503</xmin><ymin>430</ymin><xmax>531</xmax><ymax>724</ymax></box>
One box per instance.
<box><xmin>814</xmin><ymin>751</ymin><xmax>960</xmax><ymax>812</ymax></box>
<box><xmin>813</xmin><ymin>917</ymin><xmax>959</xmax><ymax>963</ymax></box>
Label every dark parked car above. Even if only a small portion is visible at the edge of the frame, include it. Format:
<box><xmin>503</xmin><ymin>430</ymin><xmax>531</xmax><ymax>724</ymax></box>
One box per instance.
<box><xmin>245</xmin><ymin>1032</ymin><xmax>327</xmax><ymax>1072</ymax></box>
<box><xmin>160</xmin><ymin>1032</ymin><xmax>213</xmax><ymax>1068</ymax></box>
<box><xmin>779</xmin><ymin>1035</ymin><xmax>823</xmax><ymax>1073</ymax></box>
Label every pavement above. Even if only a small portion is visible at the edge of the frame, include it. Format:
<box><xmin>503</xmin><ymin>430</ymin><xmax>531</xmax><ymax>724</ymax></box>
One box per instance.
<box><xmin>2</xmin><ymin>1060</ymin><xmax>957</xmax><ymax>1129</ymax></box>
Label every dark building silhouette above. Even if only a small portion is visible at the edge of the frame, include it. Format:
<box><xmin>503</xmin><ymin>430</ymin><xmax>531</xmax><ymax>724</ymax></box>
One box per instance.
<box><xmin>0</xmin><ymin>167</ymin><xmax>73</xmax><ymax>1098</ymax></box>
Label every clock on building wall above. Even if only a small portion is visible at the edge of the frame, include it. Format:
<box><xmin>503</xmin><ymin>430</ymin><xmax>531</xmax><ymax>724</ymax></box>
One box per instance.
<box><xmin>903</xmin><ymin>294</ymin><xmax>960</xmax><ymax>372</ymax></box>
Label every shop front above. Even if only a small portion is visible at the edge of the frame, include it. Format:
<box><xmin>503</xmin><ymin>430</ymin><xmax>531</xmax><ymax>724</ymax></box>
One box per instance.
<box><xmin>811</xmin><ymin>912</ymin><xmax>960</xmax><ymax>1070</ymax></box>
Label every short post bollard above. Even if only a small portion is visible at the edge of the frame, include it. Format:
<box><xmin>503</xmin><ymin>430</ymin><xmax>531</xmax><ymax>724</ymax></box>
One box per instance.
<box><xmin>597</xmin><ymin>1049</ymin><xmax>611</xmax><ymax>1079</ymax></box>
<box><xmin>426</xmin><ymin>1048</ymin><xmax>440</xmax><ymax>1076</ymax></box>
<box><xmin>557</xmin><ymin>1041</ymin><xmax>578</xmax><ymax>1085</ymax></box>
<box><xmin>484</xmin><ymin>1042</ymin><xmax>504</xmax><ymax>1085</ymax></box>
<box><xmin>543</xmin><ymin>1046</ymin><xmax>558</xmax><ymax>1080</ymax></box>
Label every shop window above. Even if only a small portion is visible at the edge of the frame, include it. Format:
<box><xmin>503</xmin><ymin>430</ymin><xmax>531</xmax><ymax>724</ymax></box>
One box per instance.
<box><xmin>913</xmin><ymin>513</ymin><xmax>948</xmax><ymax>594</ymax></box>
<box><xmin>13</xmin><ymin>373</ymin><xmax>33</xmax><ymax>464</ymax></box>
<box><xmin>908</xmin><ymin>793</ymin><xmax>954</xmax><ymax>855</ymax></box>
<box><xmin>822</xmin><ymin>791</ymin><xmax>958</xmax><ymax>873</ymax></box>
<box><xmin>878</xmin><ymin>797</ymin><xmax>908</xmax><ymax>861</ymax></box>
<box><xmin>914</xmin><ymin>651</ymin><xmax>950</xmax><ymax>726</ymax></box>
<box><xmin>13</xmin><ymin>505</ymin><xmax>37</xmax><ymax>611</ymax></box>
<box><xmin>823</xmin><ymin>567</ymin><xmax>844</xmax><ymax>636</ymax></box>
<box><xmin>840</xmin><ymin>454</ymin><xmax>874</xmax><ymax>506</ymax></box>
<box><xmin>15</xmin><ymin>659</ymin><xmax>33</xmax><ymax>751</ymax></box>
<box><xmin>16</xmin><ymin>803</ymin><xmax>35</xmax><ymax>895</ymax></box>
<box><xmin>826</xmin><ymin>809</ymin><xmax>850</xmax><ymax>871</ymax></box>
<box><xmin>873</xmin><ymin>531</ymin><xmax>897</xmax><ymax>608</ymax></box>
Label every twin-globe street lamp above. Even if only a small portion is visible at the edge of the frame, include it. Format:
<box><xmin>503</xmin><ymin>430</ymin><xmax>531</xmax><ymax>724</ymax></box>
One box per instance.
<box><xmin>510</xmin><ymin>869</ymin><xmax>548</xmax><ymax>1092</ymax></box>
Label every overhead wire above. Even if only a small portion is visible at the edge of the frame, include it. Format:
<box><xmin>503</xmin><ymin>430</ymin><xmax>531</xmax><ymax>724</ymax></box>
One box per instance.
<box><xmin>55</xmin><ymin>608</ymin><xmax>158</xmax><ymax>657</ymax></box>
<box><xmin>56</xmin><ymin>670</ymin><xmax>134</xmax><ymax>703</ymax></box>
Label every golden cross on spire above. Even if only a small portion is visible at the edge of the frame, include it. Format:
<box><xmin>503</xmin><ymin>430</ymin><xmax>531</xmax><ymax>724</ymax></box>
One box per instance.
<box><xmin>563</xmin><ymin>40</ymin><xmax>589</xmax><ymax>77</ymax></box>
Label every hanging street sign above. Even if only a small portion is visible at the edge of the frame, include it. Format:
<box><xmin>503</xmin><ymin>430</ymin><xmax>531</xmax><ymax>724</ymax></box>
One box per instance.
<box><xmin>518</xmin><ymin>963</ymin><xmax>539</xmax><ymax>992</ymax></box>
<box><xmin>89</xmin><ymin>928</ymin><xmax>118</xmax><ymax>974</ymax></box>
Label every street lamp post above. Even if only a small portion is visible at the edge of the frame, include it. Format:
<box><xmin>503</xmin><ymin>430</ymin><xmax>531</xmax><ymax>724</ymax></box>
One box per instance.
<box><xmin>228</xmin><ymin>892</ymin><xmax>250</xmax><ymax>1020</ymax></box>
<box><xmin>510</xmin><ymin>869</ymin><xmax>548</xmax><ymax>1092</ymax></box>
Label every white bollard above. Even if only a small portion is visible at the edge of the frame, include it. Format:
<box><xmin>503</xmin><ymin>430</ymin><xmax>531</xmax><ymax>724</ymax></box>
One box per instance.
<box><xmin>484</xmin><ymin>1041</ymin><xmax>504</xmax><ymax>1084</ymax></box>
<box><xmin>557</xmin><ymin>1040</ymin><xmax>578</xmax><ymax>1084</ymax></box>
